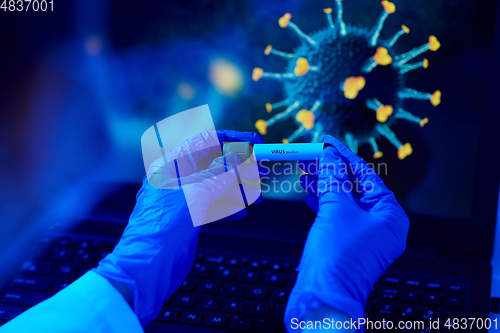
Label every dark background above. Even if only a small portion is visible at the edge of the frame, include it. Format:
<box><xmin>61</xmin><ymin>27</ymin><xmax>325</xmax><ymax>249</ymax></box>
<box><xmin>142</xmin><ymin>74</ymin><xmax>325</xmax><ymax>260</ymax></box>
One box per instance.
<box><xmin>0</xmin><ymin>0</ymin><xmax>497</xmax><ymax>225</ymax></box>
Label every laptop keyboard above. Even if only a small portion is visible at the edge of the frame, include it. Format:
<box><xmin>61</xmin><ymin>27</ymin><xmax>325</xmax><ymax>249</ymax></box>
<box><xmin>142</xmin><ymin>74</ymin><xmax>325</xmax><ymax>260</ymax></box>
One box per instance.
<box><xmin>0</xmin><ymin>235</ymin><xmax>470</xmax><ymax>332</ymax></box>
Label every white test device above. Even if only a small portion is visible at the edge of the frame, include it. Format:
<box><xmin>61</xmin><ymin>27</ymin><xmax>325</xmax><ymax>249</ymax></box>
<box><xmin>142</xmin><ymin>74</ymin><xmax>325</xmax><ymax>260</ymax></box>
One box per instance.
<box><xmin>223</xmin><ymin>142</ymin><xmax>328</xmax><ymax>162</ymax></box>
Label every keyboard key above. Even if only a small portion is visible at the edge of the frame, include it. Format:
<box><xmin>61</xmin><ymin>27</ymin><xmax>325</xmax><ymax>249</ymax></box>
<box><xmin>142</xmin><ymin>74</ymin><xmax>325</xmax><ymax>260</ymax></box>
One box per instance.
<box><xmin>56</xmin><ymin>238</ymin><xmax>75</xmax><ymax>248</ymax></box>
<box><xmin>74</xmin><ymin>250</ymin><xmax>96</xmax><ymax>265</ymax></box>
<box><xmin>206</xmin><ymin>313</ymin><xmax>228</xmax><ymax>328</ymax></box>
<box><xmin>250</xmin><ymin>261</ymin><xmax>263</xmax><ymax>269</ymax></box>
<box><xmin>31</xmin><ymin>246</ymin><xmax>49</xmax><ymax>260</ymax></box>
<box><xmin>401</xmin><ymin>290</ymin><xmax>420</xmax><ymax>303</ymax></box>
<box><xmin>397</xmin><ymin>305</ymin><xmax>417</xmax><ymax>319</ymax></box>
<box><xmin>444</xmin><ymin>295</ymin><xmax>463</xmax><ymax>309</ymax></box>
<box><xmin>195</xmin><ymin>252</ymin><xmax>205</xmax><ymax>262</ymax></box>
<box><xmin>175</xmin><ymin>294</ymin><xmax>197</xmax><ymax>308</ymax></box>
<box><xmin>1</xmin><ymin>288</ymin><xmax>52</xmax><ymax>306</ymax></box>
<box><xmin>249</xmin><ymin>301</ymin><xmax>269</xmax><ymax>316</ymax></box>
<box><xmin>49</xmin><ymin>248</ymin><xmax>74</xmax><ymax>262</ymax></box>
<box><xmin>225</xmin><ymin>282</ymin><xmax>245</xmax><ymax>297</ymax></box>
<box><xmin>270</xmin><ymin>262</ymin><xmax>291</xmax><ymax>272</ymax></box>
<box><xmin>377</xmin><ymin>303</ymin><xmax>395</xmax><ymax>316</ymax></box>
<box><xmin>448</xmin><ymin>284</ymin><xmax>464</xmax><ymax>294</ymax></box>
<box><xmin>420</xmin><ymin>307</ymin><xmax>439</xmax><ymax>321</ymax></box>
<box><xmin>423</xmin><ymin>292</ymin><xmax>441</xmax><ymax>306</ymax></box>
<box><xmin>192</xmin><ymin>263</ymin><xmax>213</xmax><ymax>278</ymax></box>
<box><xmin>54</xmin><ymin>264</ymin><xmax>79</xmax><ymax>278</ymax></box>
<box><xmin>20</xmin><ymin>261</ymin><xmax>53</xmax><ymax>275</ymax></box>
<box><xmin>426</xmin><ymin>282</ymin><xmax>442</xmax><ymax>290</ymax></box>
<box><xmin>198</xmin><ymin>280</ymin><xmax>220</xmax><ymax>294</ymax></box>
<box><xmin>10</xmin><ymin>275</ymin><xmax>52</xmax><ymax>291</ymax></box>
<box><xmin>214</xmin><ymin>266</ymin><xmax>237</xmax><ymax>281</ymax></box>
<box><xmin>178</xmin><ymin>278</ymin><xmax>197</xmax><ymax>292</ymax></box>
<box><xmin>206</xmin><ymin>255</ymin><xmax>224</xmax><ymax>264</ymax></box>
<box><xmin>271</xmin><ymin>288</ymin><xmax>291</xmax><ymax>303</ymax></box>
<box><xmin>182</xmin><ymin>310</ymin><xmax>203</xmax><ymax>325</ymax></box>
<box><xmin>77</xmin><ymin>240</ymin><xmax>99</xmax><ymax>249</ymax></box>
<box><xmin>381</xmin><ymin>288</ymin><xmax>398</xmax><ymax>301</ymax></box>
<box><xmin>239</xmin><ymin>270</ymin><xmax>261</xmax><ymax>283</ymax></box>
<box><xmin>158</xmin><ymin>308</ymin><xmax>178</xmax><ymax>322</ymax></box>
<box><xmin>0</xmin><ymin>304</ymin><xmax>25</xmax><ymax>321</ymax></box>
<box><xmin>51</xmin><ymin>279</ymin><xmax>72</xmax><ymax>291</ymax></box>
<box><xmin>271</xmin><ymin>303</ymin><xmax>285</xmax><ymax>318</ymax></box>
<box><xmin>247</xmin><ymin>286</ymin><xmax>269</xmax><ymax>300</ymax></box>
<box><xmin>225</xmin><ymin>298</ymin><xmax>245</xmax><ymax>313</ymax></box>
<box><xmin>405</xmin><ymin>279</ymin><xmax>421</xmax><ymax>288</ymax></box>
<box><xmin>230</xmin><ymin>315</ymin><xmax>253</xmax><ymax>331</ymax></box>
<box><xmin>385</xmin><ymin>277</ymin><xmax>400</xmax><ymax>285</ymax></box>
<box><xmin>259</xmin><ymin>260</ymin><xmax>270</xmax><ymax>270</ymax></box>
<box><xmin>202</xmin><ymin>296</ymin><xmax>220</xmax><ymax>310</ymax></box>
<box><xmin>255</xmin><ymin>318</ymin><xmax>279</xmax><ymax>333</ymax></box>
<box><xmin>228</xmin><ymin>257</ymin><xmax>247</xmax><ymax>267</ymax></box>
<box><xmin>263</xmin><ymin>273</ymin><xmax>284</xmax><ymax>286</ymax></box>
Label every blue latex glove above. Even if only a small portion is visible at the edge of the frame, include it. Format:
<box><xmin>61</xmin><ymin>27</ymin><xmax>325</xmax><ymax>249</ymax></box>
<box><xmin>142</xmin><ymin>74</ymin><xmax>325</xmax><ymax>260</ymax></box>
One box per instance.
<box><xmin>285</xmin><ymin>135</ymin><xmax>409</xmax><ymax>331</ymax></box>
<box><xmin>93</xmin><ymin>130</ymin><xmax>264</xmax><ymax>327</ymax></box>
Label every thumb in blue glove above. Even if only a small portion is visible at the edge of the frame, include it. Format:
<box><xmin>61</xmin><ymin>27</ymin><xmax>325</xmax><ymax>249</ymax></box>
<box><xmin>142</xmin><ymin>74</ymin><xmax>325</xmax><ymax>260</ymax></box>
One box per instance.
<box><xmin>285</xmin><ymin>135</ymin><xmax>409</xmax><ymax>331</ymax></box>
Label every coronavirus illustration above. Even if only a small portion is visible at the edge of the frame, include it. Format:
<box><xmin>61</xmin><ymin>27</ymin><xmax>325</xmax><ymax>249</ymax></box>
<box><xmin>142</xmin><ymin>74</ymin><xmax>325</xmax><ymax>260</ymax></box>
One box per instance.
<box><xmin>253</xmin><ymin>0</ymin><xmax>441</xmax><ymax>160</ymax></box>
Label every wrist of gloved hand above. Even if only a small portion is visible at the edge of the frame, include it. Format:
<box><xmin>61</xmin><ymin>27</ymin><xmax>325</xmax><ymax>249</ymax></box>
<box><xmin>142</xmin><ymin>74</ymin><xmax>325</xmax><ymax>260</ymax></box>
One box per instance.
<box><xmin>93</xmin><ymin>184</ymin><xmax>200</xmax><ymax>327</ymax></box>
<box><xmin>286</xmin><ymin>220</ymin><xmax>370</xmax><ymax>325</ymax></box>
<box><xmin>285</xmin><ymin>135</ymin><xmax>409</xmax><ymax>332</ymax></box>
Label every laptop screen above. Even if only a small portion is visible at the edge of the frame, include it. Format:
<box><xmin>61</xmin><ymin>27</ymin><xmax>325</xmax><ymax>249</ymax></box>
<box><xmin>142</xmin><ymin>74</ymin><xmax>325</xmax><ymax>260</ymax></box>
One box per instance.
<box><xmin>100</xmin><ymin>0</ymin><xmax>497</xmax><ymax>223</ymax></box>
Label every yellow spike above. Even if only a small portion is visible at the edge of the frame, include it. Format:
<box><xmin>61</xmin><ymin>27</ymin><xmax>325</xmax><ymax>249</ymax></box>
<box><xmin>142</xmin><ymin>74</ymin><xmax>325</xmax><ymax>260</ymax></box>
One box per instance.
<box><xmin>402</xmin><ymin>25</ymin><xmax>410</xmax><ymax>34</ymax></box>
<box><xmin>431</xmin><ymin>90</ymin><xmax>441</xmax><ymax>106</ymax></box>
<box><xmin>423</xmin><ymin>58</ymin><xmax>429</xmax><ymax>69</ymax></box>
<box><xmin>374</xmin><ymin>47</ymin><xmax>393</xmax><ymax>66</ymax></box>
<box><xmin>376</xmin><ymin>105</ymin><xmax>393</xmax><ymax>123</ymax></box>
<box><xmin>255</xmin><ymin>119</ymin><xmax>267</xmax><ymax>135</ymax></box>
<box><xmin>264</xmin><ymin>45</ymin><xmax>272</xmax><ymax>55</ymax></box>
<box><xmin>282</xmin><ymin>138</ymin><xmax>290</xmax><ymax>144</ymax></box>
<box><xmin>265</xmin><ymin>103</ymin><xmax>273</xmax><ymax>113</ymax></box>
<box><xmin>381</xmin><ymin>1</ymin><xmax>396</xmax><ymax>14</ymax></box>
<box><xmin>420</xmin><ymin>117</ymin><xmax>429</xmax><ymax>127</ymax></box>
<box><xmin>343</xmin><ymin>76</ymin><xmax>366</xmax><ymax>100</ymax></box>
<box><xmin>429</xmin><ymin>35</ymin><xmax>441</xmax><ymax>51</ymax></box>
<box><xmin>323</xmin><ymin>8</ymin><xmax>333</xmax><ymax>14</ymax></box>
<box><xmin>279</xmin><ymin>13</ymin><xmax>292</xmax><ymax>28</ymax></box>
<box><xmin>296</xmin><ymin>110</ymin><xmax>315</xmax><ymax>130</ymax></box>
<box><xmin>252</xmin><ymin>68</ymin><xmax>264</xmax><ymax>82</ymax></box>
<box><xmin>294</xmin><ymin>58</ymin><xmax>310</xmax><ymax>76</ymax></box>
<box><xmin>398</xmin><ymin>143</ymin><xmax>413</xmax><ymax>160</ymax></box>
<box><xmin>373</xmin><ymin>151</ymin><xmax>384</xmax><ymax>159</ymax></box>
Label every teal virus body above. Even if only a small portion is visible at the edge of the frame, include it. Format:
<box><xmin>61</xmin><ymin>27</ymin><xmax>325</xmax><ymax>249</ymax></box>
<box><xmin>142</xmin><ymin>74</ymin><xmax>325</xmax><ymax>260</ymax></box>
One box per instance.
<box><xmin>253</xmin><ymin>0</ymin><xmax>441</xmax><ymax>160</ymax></box>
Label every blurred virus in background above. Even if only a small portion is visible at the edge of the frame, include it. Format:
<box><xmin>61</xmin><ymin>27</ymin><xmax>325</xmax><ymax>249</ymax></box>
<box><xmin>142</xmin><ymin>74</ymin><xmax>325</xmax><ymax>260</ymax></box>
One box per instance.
<box><xmin>253</xmin><ymin>0</ymin><xmax>442</xmax><ymax>160</ymax></box>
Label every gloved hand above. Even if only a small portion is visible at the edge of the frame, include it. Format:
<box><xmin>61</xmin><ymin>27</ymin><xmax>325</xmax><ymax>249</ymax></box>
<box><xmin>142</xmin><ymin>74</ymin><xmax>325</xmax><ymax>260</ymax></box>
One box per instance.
<box><xmin>285</xmin><ymin>135</ymin><xmax>409</xmax><ymax>331</ymax></box>
<box><xmin>93</xmin><ymin>130</ymin><xmax>263</xmax><ymax>327</ymax></box>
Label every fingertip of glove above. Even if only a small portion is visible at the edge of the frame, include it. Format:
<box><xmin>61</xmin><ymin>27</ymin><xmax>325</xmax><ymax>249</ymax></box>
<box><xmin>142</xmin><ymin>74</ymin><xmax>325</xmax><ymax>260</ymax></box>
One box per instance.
<box><xmin>248</xmin><ymin>132</ymin><xmax>265</xmax><ymax>144</ymax></box>
<box><xmin>321</xmin><ymin>135</ymin><xmax>358</xmax><ymax>161</ymax></box>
